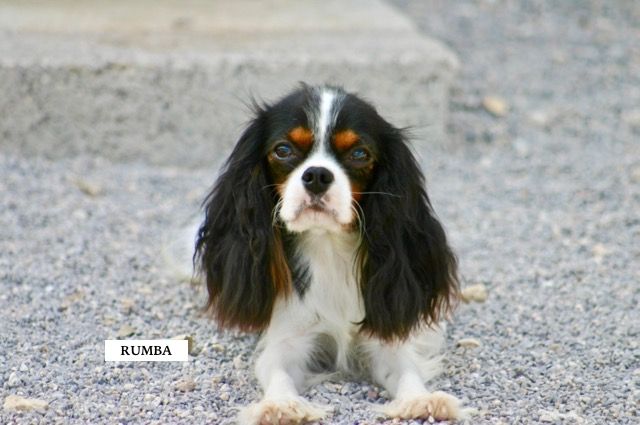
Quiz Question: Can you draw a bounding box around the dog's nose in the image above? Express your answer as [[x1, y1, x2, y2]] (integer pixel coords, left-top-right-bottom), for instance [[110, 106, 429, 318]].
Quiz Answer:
[[301, 166, 334, 195]]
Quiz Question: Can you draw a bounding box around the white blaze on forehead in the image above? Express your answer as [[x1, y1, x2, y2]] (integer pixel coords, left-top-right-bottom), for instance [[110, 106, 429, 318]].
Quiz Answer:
[[313, 88, 340, 153]]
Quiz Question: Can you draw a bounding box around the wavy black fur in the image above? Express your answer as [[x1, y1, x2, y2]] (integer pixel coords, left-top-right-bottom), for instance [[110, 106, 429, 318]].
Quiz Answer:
[[194, 106, 291, 332], [356, 124, 459, 341]]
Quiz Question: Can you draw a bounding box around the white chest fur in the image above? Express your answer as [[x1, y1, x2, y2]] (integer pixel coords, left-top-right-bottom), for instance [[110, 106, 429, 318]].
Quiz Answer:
[[264, 230, 364, 372], [299, 231, 364, 370], [299, 231, 364, 326]]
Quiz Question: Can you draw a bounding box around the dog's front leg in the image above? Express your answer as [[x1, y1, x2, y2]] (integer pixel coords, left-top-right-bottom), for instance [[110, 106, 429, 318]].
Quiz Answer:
[[238, 310, 331, 425], [363, 335, 464, 422]]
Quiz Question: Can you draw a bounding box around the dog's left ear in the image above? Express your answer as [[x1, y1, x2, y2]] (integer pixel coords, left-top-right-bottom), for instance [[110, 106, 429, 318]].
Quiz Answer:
[[357, 126, 459, 341]]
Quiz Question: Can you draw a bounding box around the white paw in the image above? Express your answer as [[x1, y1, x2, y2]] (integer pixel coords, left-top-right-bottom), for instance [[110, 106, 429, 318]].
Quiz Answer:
[[238, 397, 331, 425], [381, 391, 463, 421]]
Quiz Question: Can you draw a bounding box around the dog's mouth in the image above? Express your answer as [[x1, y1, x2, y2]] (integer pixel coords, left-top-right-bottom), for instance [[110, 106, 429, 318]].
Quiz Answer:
[[307, 204, 326, 213], [281, 197, 351, 233], [294, 199, 337, 219]]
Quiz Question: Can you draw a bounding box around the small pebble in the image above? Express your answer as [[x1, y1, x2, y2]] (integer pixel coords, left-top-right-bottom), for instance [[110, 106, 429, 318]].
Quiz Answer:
[[460, 284, 488, 303], [539, 413, 554, 422], [117, 325, 136, 338], [175, 378, 196, 392], [59, 290, 85, 311], [528, 110, 553, 128], [210, 343, 225, 352], [592, 243, 610, 260], [4, 395, 49, 412], [482, 96, 508, 117], [457, 338, 482, 349], [172, 334, 196, 354], [6, 372, 20, 388], [74, 178, 103, 197], [121, 298, 135, 315], [233, 354, 245, 369]]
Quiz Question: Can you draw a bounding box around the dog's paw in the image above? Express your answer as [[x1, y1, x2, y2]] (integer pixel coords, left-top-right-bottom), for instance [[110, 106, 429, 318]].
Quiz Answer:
[[238, 397, 331, 425], [381, 391, 463, 422]]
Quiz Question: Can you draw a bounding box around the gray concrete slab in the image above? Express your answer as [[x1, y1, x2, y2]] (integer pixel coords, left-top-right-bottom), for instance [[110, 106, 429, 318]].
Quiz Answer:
[[0, 0, 458, 167]]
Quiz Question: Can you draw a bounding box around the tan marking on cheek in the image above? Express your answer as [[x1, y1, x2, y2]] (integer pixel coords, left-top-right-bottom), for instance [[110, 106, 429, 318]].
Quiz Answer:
[[288, 126, 314, 150], [333, 129, 359, 151], [351, 182, 364, 202], [350, 163, 375, 203]]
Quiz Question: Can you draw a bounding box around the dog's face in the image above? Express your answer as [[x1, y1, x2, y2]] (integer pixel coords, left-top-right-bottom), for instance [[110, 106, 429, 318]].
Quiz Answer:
[[264, 88, 379, 233]]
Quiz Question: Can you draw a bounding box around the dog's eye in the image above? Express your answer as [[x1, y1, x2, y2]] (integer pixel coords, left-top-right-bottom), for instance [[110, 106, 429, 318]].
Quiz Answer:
[[350, 148, 370, 161], [274, 144, 293, 159]]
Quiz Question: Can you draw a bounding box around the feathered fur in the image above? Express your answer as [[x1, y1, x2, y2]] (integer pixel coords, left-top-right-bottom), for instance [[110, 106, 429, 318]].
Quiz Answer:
[[195, 109, 292, 332], [356, 123, 459, 341]]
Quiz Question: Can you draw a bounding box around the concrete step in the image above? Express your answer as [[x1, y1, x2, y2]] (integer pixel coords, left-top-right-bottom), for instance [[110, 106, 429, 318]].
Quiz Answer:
[[0, 0, 458, 168]]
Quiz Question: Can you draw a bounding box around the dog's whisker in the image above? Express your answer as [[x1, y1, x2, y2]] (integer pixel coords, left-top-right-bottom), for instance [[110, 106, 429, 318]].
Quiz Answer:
[[261, 183, 281, 190], [351, 201, 367, 243], [272, 198, 284, 226], [352, 191, 401, 198]]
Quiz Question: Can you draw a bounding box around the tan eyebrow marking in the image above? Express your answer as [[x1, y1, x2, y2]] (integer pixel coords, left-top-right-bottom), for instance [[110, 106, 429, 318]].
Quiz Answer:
[[287, 126, 314, 149], [333, 129, 359, 151]]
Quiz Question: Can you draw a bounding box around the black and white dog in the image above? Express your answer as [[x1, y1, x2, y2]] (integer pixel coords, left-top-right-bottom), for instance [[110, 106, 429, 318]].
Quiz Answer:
[[195, 84, 463, 424]]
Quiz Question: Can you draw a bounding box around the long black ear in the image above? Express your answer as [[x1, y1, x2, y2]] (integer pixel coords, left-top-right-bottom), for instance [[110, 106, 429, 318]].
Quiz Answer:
[[357, 126, 459, 341], [195, 108, 291, 332]]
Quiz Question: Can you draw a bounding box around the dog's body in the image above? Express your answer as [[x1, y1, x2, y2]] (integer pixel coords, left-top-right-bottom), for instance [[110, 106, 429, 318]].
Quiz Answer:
[[195, 85, 463, 423], [243, 231, 457, 424]]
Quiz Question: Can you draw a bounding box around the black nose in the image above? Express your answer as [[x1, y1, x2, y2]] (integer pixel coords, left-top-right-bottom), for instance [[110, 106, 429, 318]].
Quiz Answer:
[[301, 167, 334, 195]]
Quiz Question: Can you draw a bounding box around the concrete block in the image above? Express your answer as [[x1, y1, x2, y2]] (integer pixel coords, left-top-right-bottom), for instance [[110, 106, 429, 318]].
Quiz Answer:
[[0, 0, 458, 167]]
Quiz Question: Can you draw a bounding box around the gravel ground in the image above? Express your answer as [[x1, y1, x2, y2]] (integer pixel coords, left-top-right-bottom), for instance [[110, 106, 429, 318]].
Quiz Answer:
[[2, 0, 639, 424], [390, 0, 640, 423]]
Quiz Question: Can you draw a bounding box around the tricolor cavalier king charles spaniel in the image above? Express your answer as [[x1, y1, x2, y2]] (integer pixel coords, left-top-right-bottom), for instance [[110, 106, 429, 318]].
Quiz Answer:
[[195, 84, 464, 424]]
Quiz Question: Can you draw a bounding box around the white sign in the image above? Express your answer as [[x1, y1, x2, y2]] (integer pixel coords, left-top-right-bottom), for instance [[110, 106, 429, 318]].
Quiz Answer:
[[105, 340, 188, 362]]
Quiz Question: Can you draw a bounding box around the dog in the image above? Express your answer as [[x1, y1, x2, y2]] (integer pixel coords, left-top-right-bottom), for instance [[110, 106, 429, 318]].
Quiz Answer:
[[194, 84, 463, 424]]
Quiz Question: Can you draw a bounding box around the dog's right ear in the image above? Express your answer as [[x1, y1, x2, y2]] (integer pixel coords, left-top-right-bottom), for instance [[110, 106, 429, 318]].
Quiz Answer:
[[195, 107, 292, 332]]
